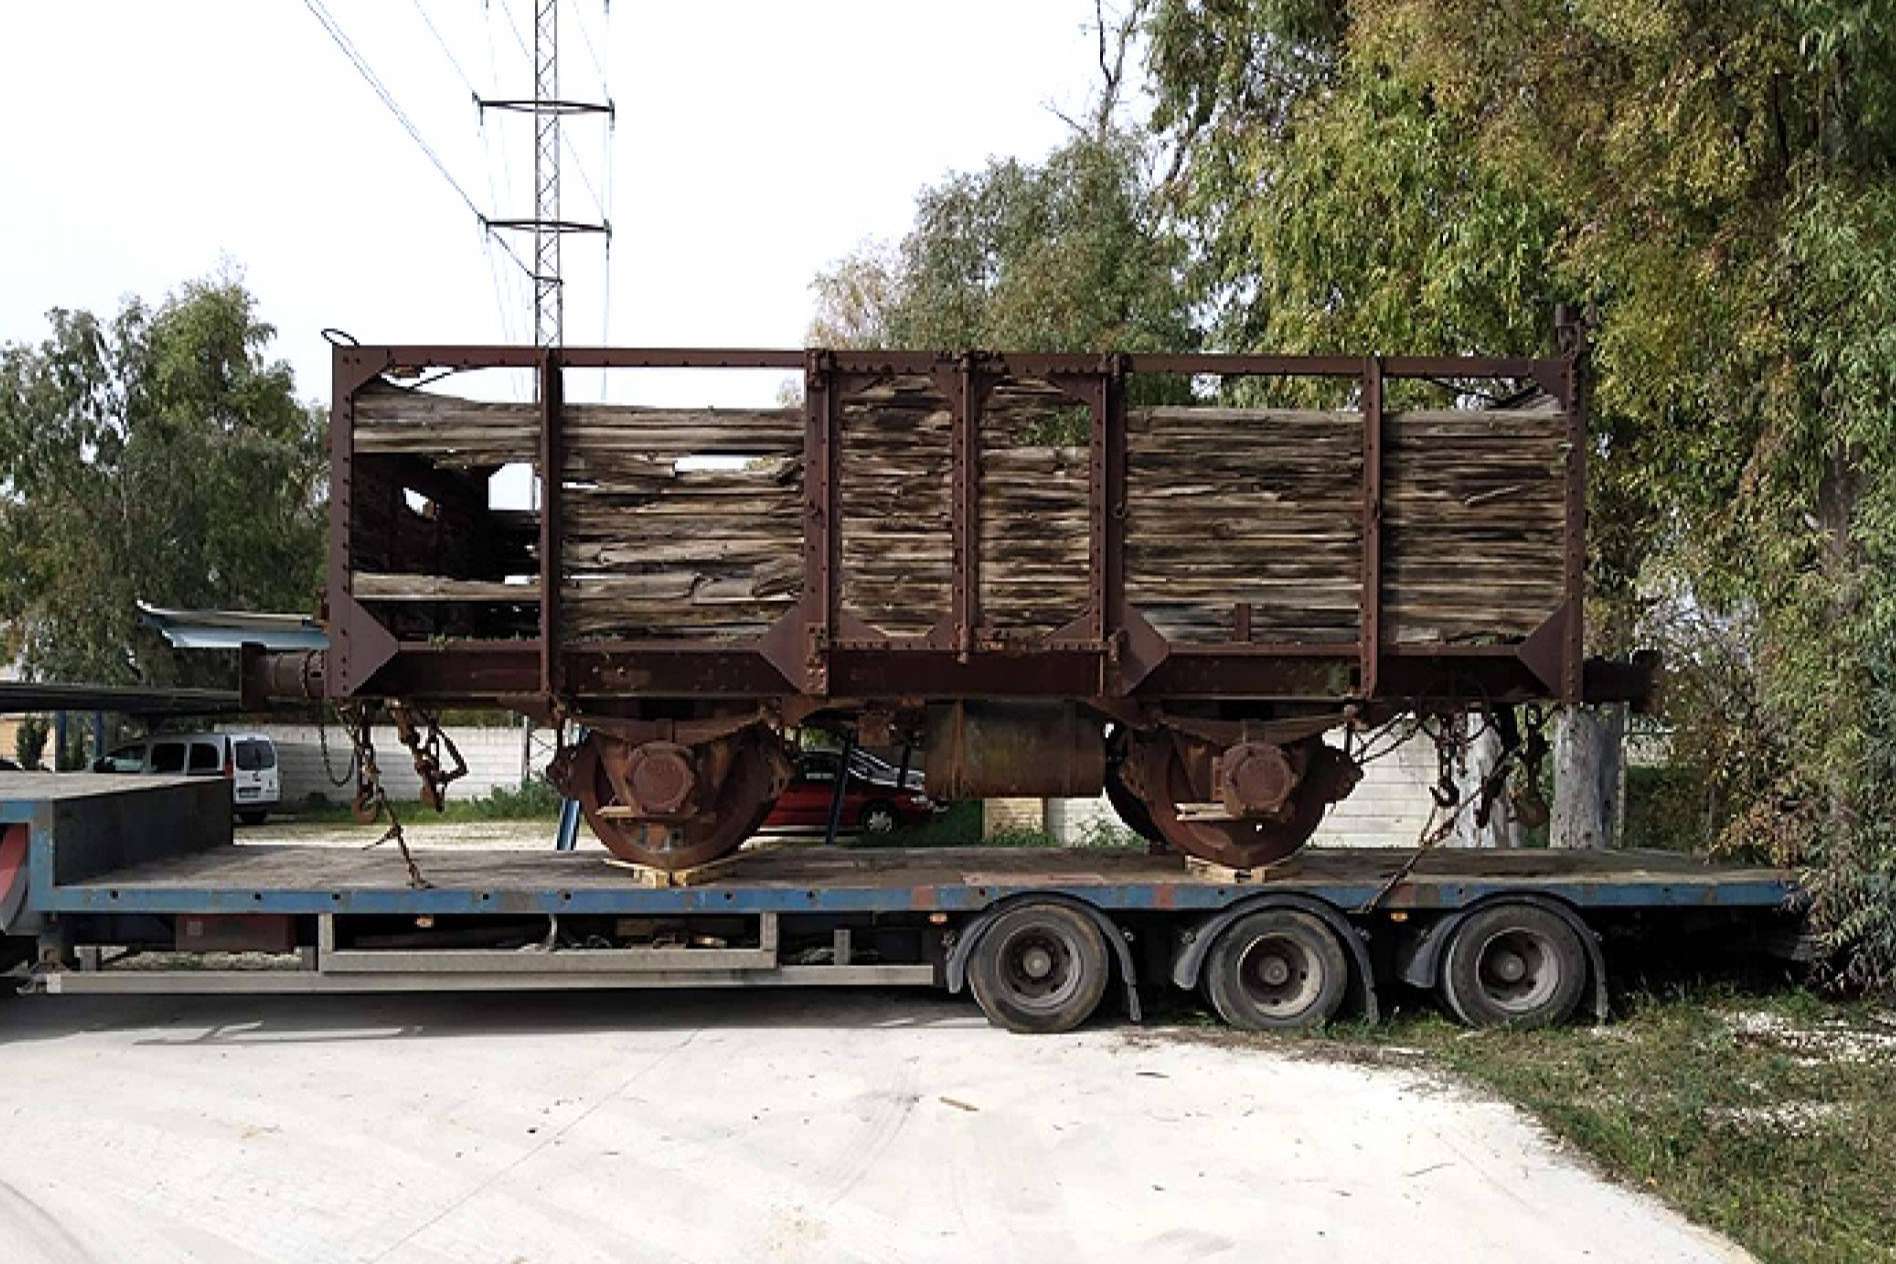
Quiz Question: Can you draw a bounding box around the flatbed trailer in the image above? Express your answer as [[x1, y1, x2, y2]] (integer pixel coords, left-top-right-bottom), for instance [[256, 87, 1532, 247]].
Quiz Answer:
[[2, 775, 1799, 1033]]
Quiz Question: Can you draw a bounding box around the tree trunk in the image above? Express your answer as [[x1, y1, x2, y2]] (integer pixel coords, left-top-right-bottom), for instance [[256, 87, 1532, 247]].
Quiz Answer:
[[1551, 704, 1626, 850], [1451, 717, 1518, 847]]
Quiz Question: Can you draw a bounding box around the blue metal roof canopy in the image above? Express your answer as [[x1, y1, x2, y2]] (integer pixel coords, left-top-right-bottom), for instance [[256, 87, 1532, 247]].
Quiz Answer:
[[136, 603, 329, 653]]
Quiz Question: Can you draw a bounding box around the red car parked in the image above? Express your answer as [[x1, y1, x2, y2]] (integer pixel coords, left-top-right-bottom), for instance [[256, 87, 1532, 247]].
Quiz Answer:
[[761, 749, 941, 836]]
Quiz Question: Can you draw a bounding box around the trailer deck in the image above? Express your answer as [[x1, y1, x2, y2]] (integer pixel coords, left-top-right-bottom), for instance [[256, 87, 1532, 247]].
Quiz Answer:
[[35, 840, 1793, 918], [3, 775, 1801, 1029]]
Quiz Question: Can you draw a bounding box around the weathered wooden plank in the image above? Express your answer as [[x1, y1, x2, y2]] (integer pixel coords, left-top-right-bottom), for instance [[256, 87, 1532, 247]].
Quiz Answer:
[[360, 378, 1575, 649], [354, 573, 540, 601]]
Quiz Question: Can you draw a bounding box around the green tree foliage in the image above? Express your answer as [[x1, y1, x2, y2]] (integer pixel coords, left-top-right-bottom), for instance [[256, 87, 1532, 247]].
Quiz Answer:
[[13, 714, 46, 770], [1147, 0, 1896, 982], [812, 130, 1196, 359], [0, 277, 326, 690]]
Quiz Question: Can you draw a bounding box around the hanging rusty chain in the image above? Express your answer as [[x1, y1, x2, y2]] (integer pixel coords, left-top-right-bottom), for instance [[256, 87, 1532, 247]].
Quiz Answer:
[[389, 702, 466, 811], [1431, 719, 1462, 809], [1357, 705, 1552, 913], [314, 706, 358, 789], [1514, 704, 1552, 827], [335, 702, 432, 890]]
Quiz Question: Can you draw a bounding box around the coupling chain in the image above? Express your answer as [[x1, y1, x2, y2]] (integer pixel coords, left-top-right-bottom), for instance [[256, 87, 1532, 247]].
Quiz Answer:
[[390, 703, 466, 811], [336, 702, 431, 890]]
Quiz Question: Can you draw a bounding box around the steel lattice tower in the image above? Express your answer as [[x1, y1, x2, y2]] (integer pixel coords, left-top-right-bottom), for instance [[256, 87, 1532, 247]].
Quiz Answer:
[[481, 0, 611, 352], [531, 0, 562, 348]]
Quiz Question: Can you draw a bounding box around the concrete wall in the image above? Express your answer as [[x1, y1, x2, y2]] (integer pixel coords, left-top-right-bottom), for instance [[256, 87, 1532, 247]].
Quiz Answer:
[[218, 723, 536, 805], [1310, 734, 1439, 847], [982, 797, 1047, 838]]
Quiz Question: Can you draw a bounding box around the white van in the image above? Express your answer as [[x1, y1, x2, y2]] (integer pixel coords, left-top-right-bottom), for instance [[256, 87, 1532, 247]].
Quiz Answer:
[[94, 731, 281, 825]]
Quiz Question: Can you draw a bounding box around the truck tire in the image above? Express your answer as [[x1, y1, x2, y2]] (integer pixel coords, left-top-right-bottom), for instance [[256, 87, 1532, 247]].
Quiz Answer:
[[237, 810, 269, 827], [1203, 908, 1348, 1031], [968, 902, 1110, 1034], [1439, 903, 1587, 1028]]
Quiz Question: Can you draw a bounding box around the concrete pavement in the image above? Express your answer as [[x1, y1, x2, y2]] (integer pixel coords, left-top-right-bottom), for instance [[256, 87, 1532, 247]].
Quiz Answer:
[[0, 989, 1749, 1263]]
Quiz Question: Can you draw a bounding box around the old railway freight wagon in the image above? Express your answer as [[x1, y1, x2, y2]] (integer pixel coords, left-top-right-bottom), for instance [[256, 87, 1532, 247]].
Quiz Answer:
[[5, 315, 1803, 1036], [251, 312, 1649, 873]]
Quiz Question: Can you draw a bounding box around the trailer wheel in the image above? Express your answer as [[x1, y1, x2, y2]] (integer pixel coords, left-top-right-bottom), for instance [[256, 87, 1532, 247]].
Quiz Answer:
[[1203, 908, 1349, 1031], [1439, 903, 1588, 1029], [968, 902, 1111, 1034]]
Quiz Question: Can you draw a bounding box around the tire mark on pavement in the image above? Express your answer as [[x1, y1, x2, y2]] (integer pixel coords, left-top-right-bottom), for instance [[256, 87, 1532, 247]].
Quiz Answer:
[[0, 1177, 100, 1264], [821, 1056, 920, 1208], [367, 1026, 705, 1262]]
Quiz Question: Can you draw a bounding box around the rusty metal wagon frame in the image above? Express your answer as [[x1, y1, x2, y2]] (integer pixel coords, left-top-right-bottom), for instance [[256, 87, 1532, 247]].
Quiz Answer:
[[308, 342, 1612, 713], [250, 318, 1650, 873]]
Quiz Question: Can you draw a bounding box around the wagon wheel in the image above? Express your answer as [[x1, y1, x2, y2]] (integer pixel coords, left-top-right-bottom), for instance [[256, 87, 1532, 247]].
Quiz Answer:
[[1125, 734, 1332, 870], [1103, 727, 1163, 846], [571, 730, 783, 871]]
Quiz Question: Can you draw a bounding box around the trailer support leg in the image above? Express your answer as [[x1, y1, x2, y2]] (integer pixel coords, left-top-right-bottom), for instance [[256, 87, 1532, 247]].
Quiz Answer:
[[554, 796, 582, 852], [823, 734, 855, 847]]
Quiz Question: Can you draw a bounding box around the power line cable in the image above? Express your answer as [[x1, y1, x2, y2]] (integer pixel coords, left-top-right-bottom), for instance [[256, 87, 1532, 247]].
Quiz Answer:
[[410, 0, 481, 103], [303, 0, 533, 280], [410, 0, 519, 349], [493, 0, 532, 61], [569, 1, 611, 97], [481, 0, 518, 215], [599, 1, 615, 376]]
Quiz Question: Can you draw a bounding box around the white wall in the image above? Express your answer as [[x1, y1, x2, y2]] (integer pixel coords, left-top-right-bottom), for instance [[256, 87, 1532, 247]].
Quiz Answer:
[[1044, 735, 1440, 849], [1310, 734, 1439, 847], [221, 723, 536, 805], [240, 720, 1443, 844]]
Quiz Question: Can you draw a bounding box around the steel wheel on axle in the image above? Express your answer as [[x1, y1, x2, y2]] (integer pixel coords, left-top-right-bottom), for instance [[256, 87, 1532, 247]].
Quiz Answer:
[[1127, 735, 1333, 870], [1103, 728, 1163, 846], [570, 730, 783, 871]]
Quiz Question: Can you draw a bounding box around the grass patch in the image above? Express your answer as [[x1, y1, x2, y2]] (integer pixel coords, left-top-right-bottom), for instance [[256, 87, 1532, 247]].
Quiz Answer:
[[287, 778, 563, 825], [879, 800, 983, 846], [1155, 987, 1896, 1264], [877, 803, 1144, 849]]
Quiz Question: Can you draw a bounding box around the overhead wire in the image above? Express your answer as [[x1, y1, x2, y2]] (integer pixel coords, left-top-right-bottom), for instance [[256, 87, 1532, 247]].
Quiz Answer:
[[409, 0, 481, 104], [406, 0, 520, 353], [570, 1, 611, 94], [301, 0, 535, 283], [599, 0, 615, 386]]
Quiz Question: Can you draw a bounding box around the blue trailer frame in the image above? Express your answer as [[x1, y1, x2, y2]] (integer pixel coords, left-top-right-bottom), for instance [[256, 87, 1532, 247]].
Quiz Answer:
[[2, 775, 1802, 1029]]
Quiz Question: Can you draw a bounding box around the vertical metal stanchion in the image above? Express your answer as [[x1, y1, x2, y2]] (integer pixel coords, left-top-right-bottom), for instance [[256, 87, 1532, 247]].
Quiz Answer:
[[823, 734, 856, 847]]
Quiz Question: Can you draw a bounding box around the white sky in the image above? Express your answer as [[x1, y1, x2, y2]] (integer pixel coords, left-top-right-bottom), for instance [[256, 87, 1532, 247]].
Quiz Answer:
[[0, 1, 1113, 409]]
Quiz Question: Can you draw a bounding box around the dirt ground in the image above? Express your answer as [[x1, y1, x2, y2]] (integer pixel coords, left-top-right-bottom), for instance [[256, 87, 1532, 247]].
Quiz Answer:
[[0, 987, 1749, 1264]]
